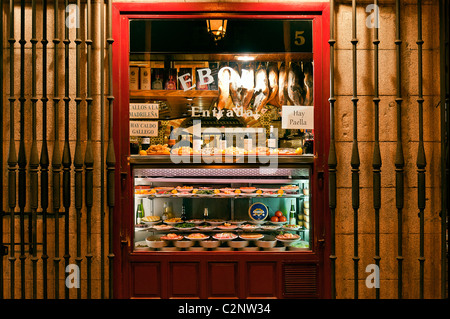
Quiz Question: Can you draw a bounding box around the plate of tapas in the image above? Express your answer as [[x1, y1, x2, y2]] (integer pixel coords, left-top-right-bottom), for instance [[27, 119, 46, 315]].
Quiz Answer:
[[275, 233, 301, 242], [261, 225, 282, 230], [164, 217, 183, 225], [174, 223, 196, 230], [227, 220, 247, 225], [219, 188, 235, 193], [195, 189, 215, 197], [283, 224, 300, 231], [205, 219, 226, 225], [195, 224, 216, 230], [213, 232, 238, 241], [217, 223, 238, 230], [160, 233, 184, 241], [240, 223, 260, 230], [152, 224, 173, 231], [280, 185, 299, 193], [141, 215, 161, 225], [239, 187, 257, 193], [185, 219, 204, 225], [239, 233, 264, 241], [176, 186, 194, 192], [185, 233, 209, 241]]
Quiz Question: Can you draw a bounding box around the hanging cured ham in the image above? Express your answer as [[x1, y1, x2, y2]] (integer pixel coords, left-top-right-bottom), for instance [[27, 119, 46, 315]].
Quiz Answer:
[[217, 66, 231, 110], [287, 61, 305, 106], [229, 65, 243, 108], [253, 64, 270, 113], [303, 61, 313, 106], [240, 63, 255, 110], [267, 62, 279, 107], [278, 62, 288, 106]]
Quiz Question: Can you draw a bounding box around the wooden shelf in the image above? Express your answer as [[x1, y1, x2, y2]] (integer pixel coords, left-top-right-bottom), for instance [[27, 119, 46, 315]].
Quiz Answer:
[[130, 89, 218, 100]]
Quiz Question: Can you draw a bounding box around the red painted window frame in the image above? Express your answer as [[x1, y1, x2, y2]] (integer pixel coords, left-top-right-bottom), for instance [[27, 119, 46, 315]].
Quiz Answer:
[[111, 2, 330, 299]]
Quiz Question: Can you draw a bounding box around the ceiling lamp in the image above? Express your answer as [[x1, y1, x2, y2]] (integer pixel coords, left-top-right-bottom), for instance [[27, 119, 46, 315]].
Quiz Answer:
[[206, 19, 227, 42]]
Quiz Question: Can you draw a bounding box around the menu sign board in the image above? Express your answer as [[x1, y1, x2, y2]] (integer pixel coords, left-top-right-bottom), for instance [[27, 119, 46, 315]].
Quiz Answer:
[[130, 121, 158, 136], [129, 103, 159, 119], [281, 106, 314, 129]]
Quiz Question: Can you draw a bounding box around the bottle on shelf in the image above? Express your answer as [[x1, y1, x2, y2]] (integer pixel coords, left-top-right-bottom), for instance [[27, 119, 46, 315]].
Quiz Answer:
[[243, 129, 252, 152], [136, 199, 144, 225], [162, 202, 169, 221], [141, 137, 150, 151], [203, 207, 209, 221], [130, 136, 140, 155], [152, 71, 163, 90], [193, 133, 202, 153], [220, 127, 227, 150], [181, 204, 187, 221], [303, 130, 314, 154], [267, 125, 277, 150], [168, 126, 176, 148], [289, 200, 296, 225]]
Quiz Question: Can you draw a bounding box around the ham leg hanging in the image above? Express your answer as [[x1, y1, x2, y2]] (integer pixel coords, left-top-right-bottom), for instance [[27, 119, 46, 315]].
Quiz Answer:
[[253, 63, 270, 113], [303, 61, 313, 106], [287, 61, 305, 106], [229, 65, 243, 108], [267, 62, 279, 107], [240, 63, 255, 110], [217, 66, 231, 110], [278, 62, 288, 106]]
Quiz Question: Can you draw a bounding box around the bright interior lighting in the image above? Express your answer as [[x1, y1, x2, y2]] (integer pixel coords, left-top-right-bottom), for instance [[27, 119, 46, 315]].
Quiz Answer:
[[236, 56, 255, 61]]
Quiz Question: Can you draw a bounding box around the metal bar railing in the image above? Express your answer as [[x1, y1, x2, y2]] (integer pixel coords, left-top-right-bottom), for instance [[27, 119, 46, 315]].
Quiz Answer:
[[0, 0, 3, 300], [62, 0, 72, 300], [40, 0, 50, 300], [7, 0, 17, 300], [350, 0, 360, 300], [439, 0, 449, 300], [416, 0, 427, 300], [372, 0, 382, 300], [328, 0, 337, 300], [100, 0, 106, 299], [106, 0, 116, 299], [52, 0, 62, 300], [85, 0, 94, 299], [394, 0, 405, 300], [74, 0, 84, 301], [30, 0, 40, 299], [18, 0, 27, 299]]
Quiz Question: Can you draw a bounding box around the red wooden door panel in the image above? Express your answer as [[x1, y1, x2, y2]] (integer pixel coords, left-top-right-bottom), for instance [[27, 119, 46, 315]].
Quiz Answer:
[[246, 262, 277, 298], [207, 262, 239, 298], [169, 262, 201, 298], [131, 262, 161, 298]]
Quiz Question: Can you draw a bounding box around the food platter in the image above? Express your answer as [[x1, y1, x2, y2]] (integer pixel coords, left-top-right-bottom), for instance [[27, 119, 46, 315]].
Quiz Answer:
[[239, 187, 257, 193], [283, 225, 300, 231], [239, 233, 264, 240], [152, 224, 173, 231], [213, 232, 238, 241], [227, 220, 246, 225], [270, 221, 288, 225], [217, 225, 238, 230], [240, 223, 260, 229], [185, 233, 209, 241], [185, 219, 204, 225], [261, 225, 282, 230], [160, 233, 184, 241], [195, 224, 216, 230], [275, 233, 301, 242], [205, 219, 226, 225]]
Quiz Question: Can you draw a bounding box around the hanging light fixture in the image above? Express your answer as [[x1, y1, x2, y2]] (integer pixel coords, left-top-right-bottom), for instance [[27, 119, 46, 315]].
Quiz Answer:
[[206, 19, 227, 42]]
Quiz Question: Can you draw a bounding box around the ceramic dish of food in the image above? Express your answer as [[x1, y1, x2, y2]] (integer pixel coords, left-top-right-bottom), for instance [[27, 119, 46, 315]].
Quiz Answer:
[[185, 219, 205, 225], [219, 188, 235, 193], [248, 220, 266, 225], [283, 224, 300, 231], [175, 186, 194, 192], [200, 240, 221, 249], [239, 187, 256, 193], [241, 192, 258, 197], [280, 185, 299, 193], [217, 223, 238, 230], [218, 192, 236, 197], [135, 224, 152, 231], [227, 220, 246, 225], [195, 224, 216, 230], [152, 224, 173, 231], [261, 225, 282, 230], [240, 223, 260, 229], [275, 233, 301, 242], [160, 233, 184, 241], [228, 239, 249, 249], [174, 222, 196, 230], [164, 218, 184, 225], [239, 233, 264, 241], [255, 240, 277, 249], [145, 237, 167, 249], [135, 241, 150, 251], [213, 232, 238, 241], [141, 215, 161, 225], [174, 240, 194, 249], [270, 221, 288, 225], [262, 192, 280, 197], [185, 233, 209, 240], [205, 219, 226, 225]]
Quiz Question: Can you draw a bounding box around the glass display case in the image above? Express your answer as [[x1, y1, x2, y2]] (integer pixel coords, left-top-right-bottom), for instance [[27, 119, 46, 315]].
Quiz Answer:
[[133, 167, 312, 252]]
